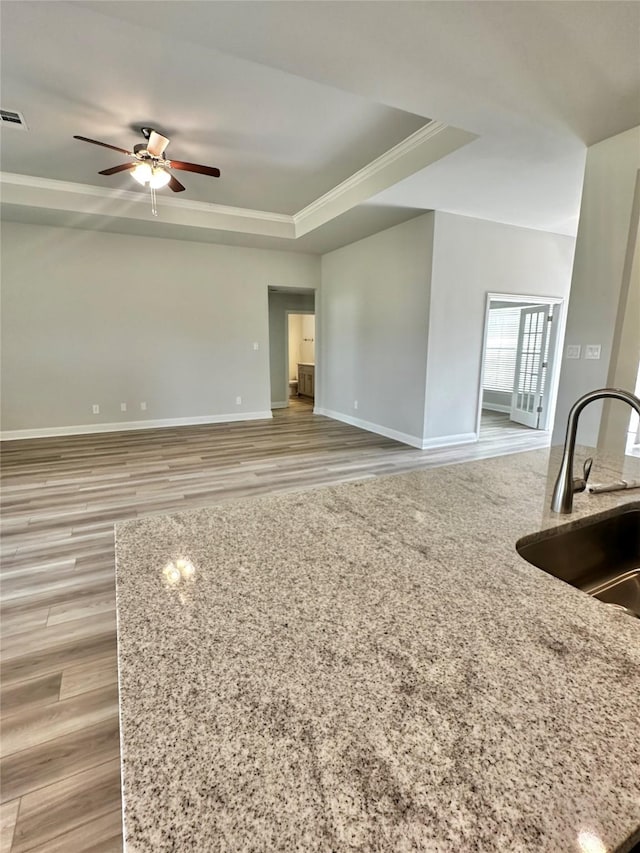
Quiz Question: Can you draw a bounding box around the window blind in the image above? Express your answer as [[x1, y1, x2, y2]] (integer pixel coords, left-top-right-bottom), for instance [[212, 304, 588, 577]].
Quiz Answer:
[[483, 307, 521, 393]]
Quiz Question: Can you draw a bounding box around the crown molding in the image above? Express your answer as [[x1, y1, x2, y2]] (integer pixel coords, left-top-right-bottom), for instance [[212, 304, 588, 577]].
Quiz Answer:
[[0, 120, 477, 241], [0, 172, 292, 224], [293, 121, 478, 236], [294, 121, 444, 226]]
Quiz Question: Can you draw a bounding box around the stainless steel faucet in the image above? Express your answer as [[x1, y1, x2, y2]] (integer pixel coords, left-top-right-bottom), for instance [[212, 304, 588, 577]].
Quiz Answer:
[[551, 387, 640, 513]]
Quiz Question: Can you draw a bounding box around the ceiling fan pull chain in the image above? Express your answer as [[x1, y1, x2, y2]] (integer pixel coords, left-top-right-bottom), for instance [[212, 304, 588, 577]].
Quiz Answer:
[[150, 185, 158, 217]]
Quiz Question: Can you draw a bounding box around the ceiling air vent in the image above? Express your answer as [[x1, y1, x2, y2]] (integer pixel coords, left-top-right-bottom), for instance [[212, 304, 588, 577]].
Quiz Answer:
[[0, 110, 28, 130]]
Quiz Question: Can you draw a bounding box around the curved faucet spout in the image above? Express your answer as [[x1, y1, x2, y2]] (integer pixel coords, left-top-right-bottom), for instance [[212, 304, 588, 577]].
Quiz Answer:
[[550, 388, 640, 513]]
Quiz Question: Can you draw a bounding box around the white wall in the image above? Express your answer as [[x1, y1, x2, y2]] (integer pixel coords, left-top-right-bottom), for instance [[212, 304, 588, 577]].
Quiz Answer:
[[553, 126, 640, 448], [268, 292, 315, 407], [425, 213, 575, 441], [600, 174, 639, 454], [288, 314, 303, 381], [319, 213, 434, 446], [1, 221, 320, 435], [601, 194, 639, 454], [300, 315, 316, 364]]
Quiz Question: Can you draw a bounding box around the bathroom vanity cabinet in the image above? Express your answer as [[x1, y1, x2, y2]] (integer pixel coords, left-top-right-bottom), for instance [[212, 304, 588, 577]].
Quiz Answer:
[[298, 363, 315, 399]]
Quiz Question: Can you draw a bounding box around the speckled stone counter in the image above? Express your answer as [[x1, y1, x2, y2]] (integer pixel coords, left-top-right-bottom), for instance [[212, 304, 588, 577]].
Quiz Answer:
[[115, 447, 640, 853]]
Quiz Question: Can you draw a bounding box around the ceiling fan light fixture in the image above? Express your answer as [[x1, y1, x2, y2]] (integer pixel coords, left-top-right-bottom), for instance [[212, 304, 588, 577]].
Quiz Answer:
[[131, 162, 152, 185], [149, 167, 171, 189], [74, 129, 219, 201]]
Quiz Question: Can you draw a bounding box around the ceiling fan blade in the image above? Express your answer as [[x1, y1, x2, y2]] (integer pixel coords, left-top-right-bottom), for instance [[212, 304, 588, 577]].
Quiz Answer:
[[168, 160, 221, 178], [98, 163, 136, 176], [73, 135, 132, 155], [168, 174, 186, 192], [147, 130, 170, 157]]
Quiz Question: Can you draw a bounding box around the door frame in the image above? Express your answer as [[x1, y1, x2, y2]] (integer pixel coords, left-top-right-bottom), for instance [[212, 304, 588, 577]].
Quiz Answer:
[[476, 292, 566, 437], [284, 309, 315, 407]]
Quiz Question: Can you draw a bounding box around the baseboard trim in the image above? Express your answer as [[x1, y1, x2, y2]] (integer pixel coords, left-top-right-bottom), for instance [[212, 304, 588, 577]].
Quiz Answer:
[[315, 408, 478, 450], [420, 432, 478, 449], [482, 403, 511, 414], [270, 401, 288, 409], [0, 411, 274, 441], [314, 407, 425, 449]]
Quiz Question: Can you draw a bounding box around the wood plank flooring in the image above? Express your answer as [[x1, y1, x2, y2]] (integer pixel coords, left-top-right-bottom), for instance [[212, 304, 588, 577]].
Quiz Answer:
[[1, 401, 549, 852]]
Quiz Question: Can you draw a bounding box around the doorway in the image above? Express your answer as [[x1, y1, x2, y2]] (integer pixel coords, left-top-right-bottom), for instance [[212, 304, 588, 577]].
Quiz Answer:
[[477, 294, 564, 438], [287, 313, 315, 403], [267, 287, 316, 412]]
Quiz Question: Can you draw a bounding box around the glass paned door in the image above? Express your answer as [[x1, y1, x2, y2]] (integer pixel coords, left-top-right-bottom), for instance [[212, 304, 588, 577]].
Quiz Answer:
[[510, 305, 552, 428]]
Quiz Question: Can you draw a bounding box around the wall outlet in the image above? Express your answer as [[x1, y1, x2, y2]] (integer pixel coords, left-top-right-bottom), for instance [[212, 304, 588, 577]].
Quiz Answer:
[[140, 401, 147, 411], [236, 396, 242, 405], [92, 404, 100, 415], [120, 402, 127, 413], [585, 344, 601, 360], [354, 400, 358, 410], [566, 344, 581, 359], [253, 342, 259, 351]]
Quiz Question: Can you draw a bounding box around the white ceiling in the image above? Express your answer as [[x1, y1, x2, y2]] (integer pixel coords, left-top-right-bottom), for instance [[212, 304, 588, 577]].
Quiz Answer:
[[1, 1, 639, 251], [0, 1, 429, 213]]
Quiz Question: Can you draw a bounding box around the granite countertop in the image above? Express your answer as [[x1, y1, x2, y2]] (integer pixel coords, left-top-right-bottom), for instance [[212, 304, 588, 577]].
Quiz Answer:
[[114, 447, 640, 853]]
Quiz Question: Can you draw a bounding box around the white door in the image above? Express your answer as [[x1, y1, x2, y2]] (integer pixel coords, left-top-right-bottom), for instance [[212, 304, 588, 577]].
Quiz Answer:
[[510, 305, 552, 428], [537, 304, 562, 430]]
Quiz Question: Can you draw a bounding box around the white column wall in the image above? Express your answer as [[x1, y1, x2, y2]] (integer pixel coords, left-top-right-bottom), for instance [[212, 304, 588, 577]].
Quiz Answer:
[[318, 214, 434, 447], [553, 126, 640, 448]]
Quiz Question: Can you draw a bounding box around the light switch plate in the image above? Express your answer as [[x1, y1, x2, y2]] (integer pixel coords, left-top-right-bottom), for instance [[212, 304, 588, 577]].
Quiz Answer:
[[566, 345, 581, 359], [585, 344, 601, 360]]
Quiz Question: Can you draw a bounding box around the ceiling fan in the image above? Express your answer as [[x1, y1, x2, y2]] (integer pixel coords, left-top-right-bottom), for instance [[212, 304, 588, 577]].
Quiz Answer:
[[73, 127, 220, 212]]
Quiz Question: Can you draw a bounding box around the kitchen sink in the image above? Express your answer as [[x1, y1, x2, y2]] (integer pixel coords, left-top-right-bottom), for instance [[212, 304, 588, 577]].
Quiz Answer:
[[587, 570, 640, 616], [516, 502, 640, 617]]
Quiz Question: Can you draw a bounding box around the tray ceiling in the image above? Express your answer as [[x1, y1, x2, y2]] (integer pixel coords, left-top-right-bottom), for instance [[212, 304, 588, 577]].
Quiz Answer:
[[2, 1, 639, 251]]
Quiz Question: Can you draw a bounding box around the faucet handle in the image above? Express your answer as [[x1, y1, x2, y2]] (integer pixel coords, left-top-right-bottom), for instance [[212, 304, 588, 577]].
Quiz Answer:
[[573, 457, 593, 493]]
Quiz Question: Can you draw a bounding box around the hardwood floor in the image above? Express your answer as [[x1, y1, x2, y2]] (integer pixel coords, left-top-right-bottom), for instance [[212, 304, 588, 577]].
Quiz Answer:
[[478, 407, 543, 438], [1, 401, 549, 852]]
